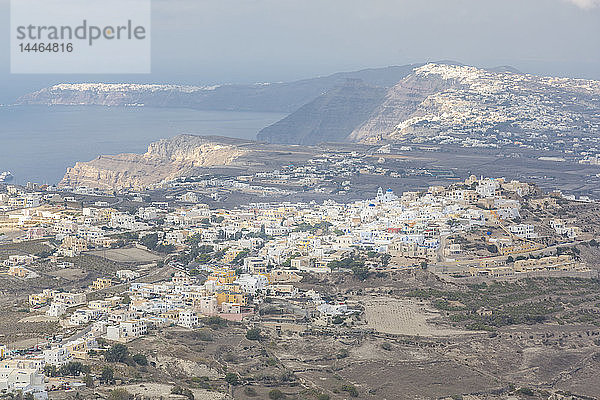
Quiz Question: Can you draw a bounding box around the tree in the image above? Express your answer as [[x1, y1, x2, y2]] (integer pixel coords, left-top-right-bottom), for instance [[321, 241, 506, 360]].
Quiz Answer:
[[105, 344, 129, 363], [132, 353, 148, 366], [44, 365, 58, 377], [232, 249, 250, 265], [59, 361, 88, 376], [352, 264, 369, 280], [101, 366, 114, 383], [225, 372, 239, 386], [341, 384, 358, 397], [171, 386, 194, 399], [107, 388, 132, 400], [140, 233, 159, 250], [516, 387, 534, 396], [84, 373, 94, 388], [381, 253, 392, 267], [245, 328, 261, 341], [268, 389, 285, 399]]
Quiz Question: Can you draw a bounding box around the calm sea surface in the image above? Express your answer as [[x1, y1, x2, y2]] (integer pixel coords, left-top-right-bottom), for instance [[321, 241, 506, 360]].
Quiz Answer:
[[0, 105, 285, 185]]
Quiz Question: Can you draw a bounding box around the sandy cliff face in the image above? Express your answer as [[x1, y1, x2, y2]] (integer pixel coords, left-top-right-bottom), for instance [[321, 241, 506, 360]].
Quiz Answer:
[[60, 135, 248, 189]]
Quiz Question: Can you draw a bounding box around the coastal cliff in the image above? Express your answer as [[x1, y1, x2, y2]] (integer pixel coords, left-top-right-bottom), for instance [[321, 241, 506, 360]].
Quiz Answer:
[[60, 135, 249, 190]]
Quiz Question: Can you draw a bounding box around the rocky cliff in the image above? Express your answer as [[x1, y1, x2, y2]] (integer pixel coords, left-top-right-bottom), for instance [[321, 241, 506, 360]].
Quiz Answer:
[[258, 63, 600, 145], [350, 63, 600, 143], [59, 135, 319, 189], [257, 79, 388, 145], [60, 135, 250, 190]]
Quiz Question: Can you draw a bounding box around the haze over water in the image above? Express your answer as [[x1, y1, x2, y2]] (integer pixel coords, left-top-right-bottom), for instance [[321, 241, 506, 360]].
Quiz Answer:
[[0, 105, 285, 185]]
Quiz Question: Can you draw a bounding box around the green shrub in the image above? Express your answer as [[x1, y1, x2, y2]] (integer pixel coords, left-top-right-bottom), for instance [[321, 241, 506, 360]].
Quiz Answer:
[[195, 328, 214, 341], [104, 344, 129, 363], [225, 372, 239, 386], [341, 384, 358, 397], [246, 328, 261, 341], [132, 353, 148, 366], [107, 388, 133, 400], [380, 342, 392, 351], [268, 389, 285, 399], [516, 387, 534, 396], [336, 349, 349, 359]]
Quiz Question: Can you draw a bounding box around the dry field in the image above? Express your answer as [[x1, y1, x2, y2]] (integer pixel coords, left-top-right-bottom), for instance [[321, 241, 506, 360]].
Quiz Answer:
[[361, 297, 469, 337], [121, 383, 228, 400], [86, 247, 162, 263]]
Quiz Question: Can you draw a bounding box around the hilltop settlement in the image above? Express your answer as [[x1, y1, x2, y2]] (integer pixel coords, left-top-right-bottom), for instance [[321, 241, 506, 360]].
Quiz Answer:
[[2, 168, 600, 400]]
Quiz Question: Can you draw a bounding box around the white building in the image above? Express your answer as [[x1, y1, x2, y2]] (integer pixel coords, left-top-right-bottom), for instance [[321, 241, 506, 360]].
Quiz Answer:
[[178, 310, 199, 328], [317, 303, 349, 316], [510, 224, 537, 239], [116, 269, 140, 281], [235, 274, 268, 295], [0, 359, 47, 399], [43, 346, 71, 366], [196, 297, 218, 316], [106, 320, 147, 342], [46, 302, 67, 317]]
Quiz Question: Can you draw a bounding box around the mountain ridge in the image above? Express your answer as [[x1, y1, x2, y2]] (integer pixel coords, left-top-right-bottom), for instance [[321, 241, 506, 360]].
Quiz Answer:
[[16, 63, 425, 113]]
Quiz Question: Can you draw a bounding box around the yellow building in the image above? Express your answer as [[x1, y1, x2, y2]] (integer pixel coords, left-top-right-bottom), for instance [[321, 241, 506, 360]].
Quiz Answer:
[[8, 265, 31, 278], [207, 268, 237, 284], [91, 278, 113, 290], [513, 255, 586, 273], [500, 242, 543, 255], [160, 309, 180, 322], [29, 289, 56, 306], [216, 292, 246, 306], [60, 236, 88, 255]]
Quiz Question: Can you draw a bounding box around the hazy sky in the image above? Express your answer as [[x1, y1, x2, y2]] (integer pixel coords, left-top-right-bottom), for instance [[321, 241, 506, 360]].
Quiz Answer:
[[1, 0, 599, 102]]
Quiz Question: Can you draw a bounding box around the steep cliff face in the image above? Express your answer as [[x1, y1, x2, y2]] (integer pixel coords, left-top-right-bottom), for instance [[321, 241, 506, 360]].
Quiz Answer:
[[348, 72, 457, 143], [59, 135, 249, 189], [257, 79, 388, 145], [350, 63, 600, 143]]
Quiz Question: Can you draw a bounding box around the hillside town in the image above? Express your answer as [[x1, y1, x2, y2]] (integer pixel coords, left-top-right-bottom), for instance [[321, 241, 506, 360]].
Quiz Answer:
[[1, 173, 600, 399]]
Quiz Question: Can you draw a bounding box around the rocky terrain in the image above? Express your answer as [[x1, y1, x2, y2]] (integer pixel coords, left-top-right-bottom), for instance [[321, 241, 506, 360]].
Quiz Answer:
[[261, 63, 600, 145], [59, 135, 315, 190], [350, 63, 600, 144], [257, 79, 388, 144], [60, 135, 250, 190]]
